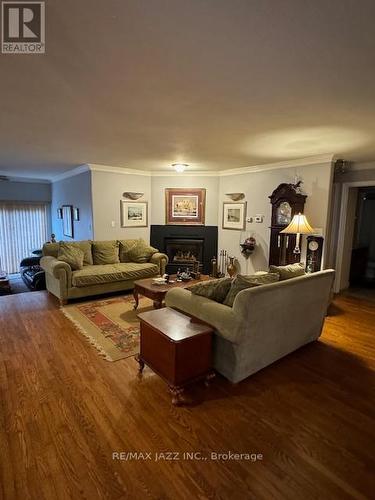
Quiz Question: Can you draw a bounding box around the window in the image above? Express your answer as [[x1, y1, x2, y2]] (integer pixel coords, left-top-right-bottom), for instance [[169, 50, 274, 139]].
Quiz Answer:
[[0, 202, 48, 274]]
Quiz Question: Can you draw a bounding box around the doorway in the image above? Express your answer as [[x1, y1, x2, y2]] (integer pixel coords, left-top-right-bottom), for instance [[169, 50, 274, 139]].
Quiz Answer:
[[349, 187, 375, 290], [335, 180, 375, 294]]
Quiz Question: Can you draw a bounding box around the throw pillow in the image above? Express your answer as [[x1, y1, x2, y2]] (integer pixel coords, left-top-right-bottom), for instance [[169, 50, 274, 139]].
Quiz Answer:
[[269, 262, 305, 281], [57, 242, 84, 270], [92, 241, 120, 265], [118, 239, 138, 263], [223, 273, 279, 307], [127, 239, 159, 263], [187, 277, 233, 303], [69, 240, 93, 266]]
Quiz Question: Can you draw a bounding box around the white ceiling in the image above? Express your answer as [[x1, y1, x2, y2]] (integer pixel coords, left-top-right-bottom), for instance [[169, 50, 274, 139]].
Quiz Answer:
[[0, 0, 375, 179]]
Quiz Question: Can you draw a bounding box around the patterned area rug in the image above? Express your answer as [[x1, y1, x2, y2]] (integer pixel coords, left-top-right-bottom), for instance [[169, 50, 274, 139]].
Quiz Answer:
[[61, 295, 153, 361]]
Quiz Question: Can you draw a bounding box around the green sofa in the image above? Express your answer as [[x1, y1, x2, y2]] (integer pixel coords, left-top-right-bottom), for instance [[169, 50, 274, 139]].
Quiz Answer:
[[165, 270, 335, 383], [40, 239, 168, 304]]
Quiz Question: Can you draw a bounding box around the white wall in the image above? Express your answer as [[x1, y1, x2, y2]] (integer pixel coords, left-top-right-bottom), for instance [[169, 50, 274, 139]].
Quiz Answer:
[[0, 180, 51, 203], [218, 161, 334, 274], [51, 171, 94, 241], [91, 170, 151, 240], [86, 160, 335, 275], [151, 175, 219, 226]]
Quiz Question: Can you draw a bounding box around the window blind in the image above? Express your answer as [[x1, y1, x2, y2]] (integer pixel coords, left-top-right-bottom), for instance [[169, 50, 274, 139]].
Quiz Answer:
[[0, 202, 48, 274]]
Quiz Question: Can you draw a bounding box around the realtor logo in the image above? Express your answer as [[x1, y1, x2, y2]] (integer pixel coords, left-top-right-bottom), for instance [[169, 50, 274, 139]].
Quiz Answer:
[[1, 1, 45, 54]]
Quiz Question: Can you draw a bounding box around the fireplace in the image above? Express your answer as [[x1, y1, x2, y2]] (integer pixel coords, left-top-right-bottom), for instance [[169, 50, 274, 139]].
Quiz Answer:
[[165, 238, 204, 271], [150, 225, 218, 275]]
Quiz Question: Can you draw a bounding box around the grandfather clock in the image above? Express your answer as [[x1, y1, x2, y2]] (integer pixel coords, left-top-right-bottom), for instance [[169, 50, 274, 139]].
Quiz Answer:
[[269, 183, 307, 266]]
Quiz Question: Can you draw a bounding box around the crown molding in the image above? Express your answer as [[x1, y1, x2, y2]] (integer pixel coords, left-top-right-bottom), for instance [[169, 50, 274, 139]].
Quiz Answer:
[[350, 160, 375, 171], [218, 154, 334, 177], [48, 154, 335, 182], [89, 164, 217, 177], [51, 164, 90, 182], [89, 163, 151, 176], [150, 170, 218, 177], [0, 173, 51, 183]]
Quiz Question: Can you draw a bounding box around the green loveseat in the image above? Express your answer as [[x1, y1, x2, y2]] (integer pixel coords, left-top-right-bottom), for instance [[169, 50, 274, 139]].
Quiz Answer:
[[40, 239, 168, 304]]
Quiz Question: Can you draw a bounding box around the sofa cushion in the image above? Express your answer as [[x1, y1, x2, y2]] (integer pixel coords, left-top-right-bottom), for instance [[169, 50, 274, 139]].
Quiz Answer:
[[118, 239, 138, 262], [57, 242, 85, 271], [223, 273, 279, 307], [44, 241, 93, 265], [92, 241, 120, 265], [71, 262, 159, 287], [43, 242, 59, 258], [269, 262, 306, 281], [187, 277, 232, 303], [127, 238, 159, 263]]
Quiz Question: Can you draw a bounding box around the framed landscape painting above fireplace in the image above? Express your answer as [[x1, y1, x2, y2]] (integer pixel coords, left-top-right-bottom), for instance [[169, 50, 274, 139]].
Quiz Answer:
[[165, 188, 206, 225]]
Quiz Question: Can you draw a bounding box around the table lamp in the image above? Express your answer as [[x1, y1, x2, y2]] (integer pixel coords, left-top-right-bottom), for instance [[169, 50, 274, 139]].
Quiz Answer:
[[280, 213, 314, 255]]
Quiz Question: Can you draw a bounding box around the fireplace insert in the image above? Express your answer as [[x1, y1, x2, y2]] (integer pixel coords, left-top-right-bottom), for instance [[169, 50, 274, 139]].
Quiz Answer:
[[165, 238, 204, 272], [150, 225, 218, 275]]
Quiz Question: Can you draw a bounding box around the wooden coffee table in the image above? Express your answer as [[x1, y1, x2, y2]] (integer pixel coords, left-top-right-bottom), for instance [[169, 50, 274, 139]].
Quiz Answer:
[[133, 274, 210, 310], [137, 307, 215, 405]]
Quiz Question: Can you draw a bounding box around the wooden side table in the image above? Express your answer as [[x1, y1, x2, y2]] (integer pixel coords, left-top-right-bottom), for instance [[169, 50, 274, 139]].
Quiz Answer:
[[137, 307, 215, 405]]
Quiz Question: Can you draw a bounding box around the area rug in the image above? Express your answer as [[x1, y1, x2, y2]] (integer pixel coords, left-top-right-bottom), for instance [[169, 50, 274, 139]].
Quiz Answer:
[[61, 295, 153, 361]]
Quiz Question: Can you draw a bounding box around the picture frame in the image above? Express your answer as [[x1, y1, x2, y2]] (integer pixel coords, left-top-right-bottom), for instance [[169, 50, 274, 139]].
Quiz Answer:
[[120, 201, 148, 227], [62, 205, 74, 238], [165, 188, 206, 225], [57, 208, 63, 219], [222, 202, 247, 230], [73, 208, 80, 221]]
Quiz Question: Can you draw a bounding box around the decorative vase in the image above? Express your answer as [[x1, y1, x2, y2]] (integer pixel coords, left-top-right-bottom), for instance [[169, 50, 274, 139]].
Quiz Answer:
[[227, 257, 236, 277]]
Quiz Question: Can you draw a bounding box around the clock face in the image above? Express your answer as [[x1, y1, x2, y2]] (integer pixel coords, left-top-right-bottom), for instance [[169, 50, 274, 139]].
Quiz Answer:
[[308, 240, 319, 251], [277, 202, 292, 225]]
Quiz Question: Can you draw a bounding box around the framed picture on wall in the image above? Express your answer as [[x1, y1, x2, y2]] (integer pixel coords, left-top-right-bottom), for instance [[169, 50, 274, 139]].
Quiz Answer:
[[57, 208, 63, 219], [165, 188, 206, 225], [73, 208, 80, 221], [222, 202, 247, 230], [120, 201, 148, 227], [62, 205, 74, 238]]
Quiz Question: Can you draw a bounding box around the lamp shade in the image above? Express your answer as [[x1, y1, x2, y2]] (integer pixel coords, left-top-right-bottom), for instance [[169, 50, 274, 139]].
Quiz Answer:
[[280, 213, 314, 235]]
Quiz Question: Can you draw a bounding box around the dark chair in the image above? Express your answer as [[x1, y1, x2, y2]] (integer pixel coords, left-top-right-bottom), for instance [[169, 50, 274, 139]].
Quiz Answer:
[[20, 256, 46, 291]]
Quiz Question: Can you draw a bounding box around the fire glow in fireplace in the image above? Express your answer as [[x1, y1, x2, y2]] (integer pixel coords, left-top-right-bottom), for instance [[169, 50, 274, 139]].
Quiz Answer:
[[150, 225, 218, 275], [165, 238, 204, 269]]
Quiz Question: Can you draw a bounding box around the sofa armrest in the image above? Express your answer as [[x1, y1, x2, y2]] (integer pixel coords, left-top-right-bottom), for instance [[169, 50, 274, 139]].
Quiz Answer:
[[40, 256, 72, 302], [150, 252, 169, 275], [165, 288, 241, 343], [41, 256, 72, 279]]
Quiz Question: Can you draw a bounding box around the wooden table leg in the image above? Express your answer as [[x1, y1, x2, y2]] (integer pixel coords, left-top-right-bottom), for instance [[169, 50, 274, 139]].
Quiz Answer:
[[205, 372, 216, 387], [153, 299, 162, 309], [135, 354, 145, 374], [169, 386, 184, 406], [133, 288, 139, 310]]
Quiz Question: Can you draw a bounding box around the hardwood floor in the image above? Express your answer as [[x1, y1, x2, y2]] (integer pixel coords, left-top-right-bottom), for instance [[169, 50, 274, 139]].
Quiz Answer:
[[0, 292, 374, 499]]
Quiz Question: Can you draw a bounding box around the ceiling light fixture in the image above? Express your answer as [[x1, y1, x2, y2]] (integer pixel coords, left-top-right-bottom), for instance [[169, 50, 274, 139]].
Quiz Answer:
[[172, 163, 188, 173]]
